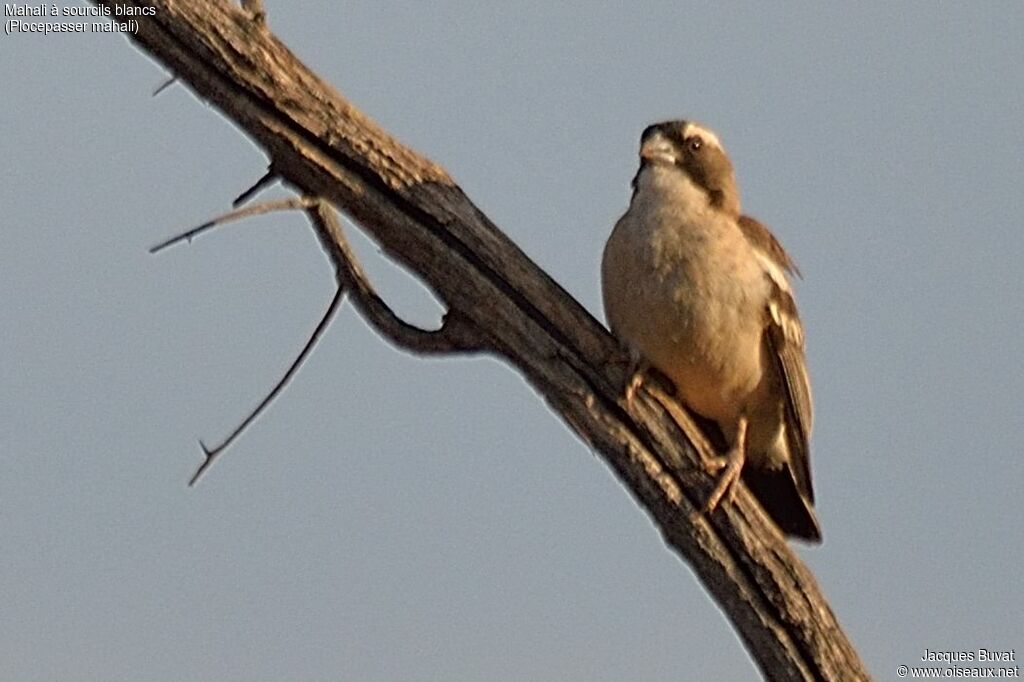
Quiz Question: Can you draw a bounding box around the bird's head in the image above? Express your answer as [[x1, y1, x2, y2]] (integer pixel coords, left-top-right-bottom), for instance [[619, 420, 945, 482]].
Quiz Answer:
[[634, 120, 740, 215]]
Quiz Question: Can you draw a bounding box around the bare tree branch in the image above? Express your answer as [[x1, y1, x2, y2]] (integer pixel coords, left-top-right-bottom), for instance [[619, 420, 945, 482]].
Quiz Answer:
[[94, 1, 871, 679], [156, 198, 482, 484], [151, 198, 330, 484], [304, 201, 489, 355]]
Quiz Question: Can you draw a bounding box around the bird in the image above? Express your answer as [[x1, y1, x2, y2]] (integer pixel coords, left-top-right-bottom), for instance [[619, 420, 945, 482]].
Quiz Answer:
[[601, 120, 821, 541]]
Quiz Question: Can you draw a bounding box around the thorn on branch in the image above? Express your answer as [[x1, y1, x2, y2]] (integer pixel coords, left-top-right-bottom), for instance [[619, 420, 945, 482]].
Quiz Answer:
[[152, 75, 177, 97]]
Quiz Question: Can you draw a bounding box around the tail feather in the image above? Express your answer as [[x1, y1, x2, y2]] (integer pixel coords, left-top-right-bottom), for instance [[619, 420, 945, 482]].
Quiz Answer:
[[742, 465, 822, 542]]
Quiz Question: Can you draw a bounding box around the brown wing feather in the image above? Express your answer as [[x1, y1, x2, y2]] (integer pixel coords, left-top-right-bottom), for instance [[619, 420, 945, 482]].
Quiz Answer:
[[739, 212, 813, 500], [766, 286, 815, 503], [739, 215, 802, 278]]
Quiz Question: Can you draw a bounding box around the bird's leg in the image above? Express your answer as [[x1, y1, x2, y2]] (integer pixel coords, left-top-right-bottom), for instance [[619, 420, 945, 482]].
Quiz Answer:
[[703, 415, 748, 513]]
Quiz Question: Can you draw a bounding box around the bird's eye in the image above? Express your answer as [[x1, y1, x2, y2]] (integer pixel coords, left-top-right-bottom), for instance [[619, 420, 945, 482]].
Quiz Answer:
[[687, 136, 703, 152]]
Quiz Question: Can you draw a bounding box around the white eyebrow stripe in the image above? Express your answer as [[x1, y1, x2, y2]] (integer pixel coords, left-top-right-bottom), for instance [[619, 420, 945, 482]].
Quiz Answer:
[[682, 122, 723, 150]]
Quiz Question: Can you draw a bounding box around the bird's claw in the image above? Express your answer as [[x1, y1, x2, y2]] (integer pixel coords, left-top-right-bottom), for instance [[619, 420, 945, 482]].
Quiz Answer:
[[616, 349, 647, 408], [624, 369, 644, 407]]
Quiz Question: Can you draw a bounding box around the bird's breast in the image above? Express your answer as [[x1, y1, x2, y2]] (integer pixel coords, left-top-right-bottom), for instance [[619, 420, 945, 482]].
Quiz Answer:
[[602, 198, 769, 423]]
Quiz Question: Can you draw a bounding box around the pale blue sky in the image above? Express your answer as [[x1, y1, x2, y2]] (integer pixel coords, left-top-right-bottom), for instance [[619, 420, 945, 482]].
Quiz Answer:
[[2, 3, 1022, 680]]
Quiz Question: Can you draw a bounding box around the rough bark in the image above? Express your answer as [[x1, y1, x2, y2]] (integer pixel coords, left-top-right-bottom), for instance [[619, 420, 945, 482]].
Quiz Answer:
[[92, 1, 871, 679]]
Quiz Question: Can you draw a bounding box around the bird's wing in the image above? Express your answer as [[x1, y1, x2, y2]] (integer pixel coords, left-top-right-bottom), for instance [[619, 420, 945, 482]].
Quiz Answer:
[[738, 215, 802, 279], [765, 285, 814, 503], [740, 214, 814, 503]]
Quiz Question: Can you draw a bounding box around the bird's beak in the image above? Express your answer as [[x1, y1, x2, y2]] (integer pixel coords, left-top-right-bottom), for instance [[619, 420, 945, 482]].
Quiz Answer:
[[640, 134, 676, 165]]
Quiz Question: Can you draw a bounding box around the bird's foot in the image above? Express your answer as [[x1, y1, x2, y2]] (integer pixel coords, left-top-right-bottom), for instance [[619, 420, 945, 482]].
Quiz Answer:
[[624, 366, 644, 406], [607, 348, 647, 408], [702, 416, 748, 513], [608, 347, 677, 409]]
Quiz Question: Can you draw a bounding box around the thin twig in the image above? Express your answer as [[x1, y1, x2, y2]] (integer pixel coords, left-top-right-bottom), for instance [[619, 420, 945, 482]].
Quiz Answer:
[[149, 195, 328, 484], [189, 286, 345, 486], [180, 197, 482, 486], [149, 197, 317, 253], [233, 168, 279, 207]]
